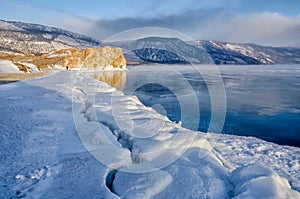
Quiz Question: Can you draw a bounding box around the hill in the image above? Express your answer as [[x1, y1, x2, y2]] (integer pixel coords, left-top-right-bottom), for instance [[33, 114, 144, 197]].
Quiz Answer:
[[0, 19, 101, 55], [1, 19, 300, 65]]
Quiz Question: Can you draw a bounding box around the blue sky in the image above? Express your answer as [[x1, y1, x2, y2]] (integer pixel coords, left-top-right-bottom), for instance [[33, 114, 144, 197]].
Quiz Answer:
[[1, 0, 300, 46]]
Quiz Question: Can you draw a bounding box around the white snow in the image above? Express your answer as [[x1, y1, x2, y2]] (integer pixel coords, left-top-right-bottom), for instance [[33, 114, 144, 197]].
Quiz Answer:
[[47, 49, 71, 58], [223, 43, 275, 64], [18, 62, 40, 73], [0, 60, 40, 73], [52, 64, 66, 70], [47, 53, 69, 58], [204, 133, 300, 193], [113, 170, 172, 198], [0, 71, 299, 198], [55, 35, 79, 46], [230, 164, 300, 198], [0, 20, 23, 31], [0, 60, 22, 73]]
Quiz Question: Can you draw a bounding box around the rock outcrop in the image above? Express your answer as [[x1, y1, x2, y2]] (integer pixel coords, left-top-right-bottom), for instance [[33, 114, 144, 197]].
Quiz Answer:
[[63, 46, 126, 69], [0, 46, 127, 72]]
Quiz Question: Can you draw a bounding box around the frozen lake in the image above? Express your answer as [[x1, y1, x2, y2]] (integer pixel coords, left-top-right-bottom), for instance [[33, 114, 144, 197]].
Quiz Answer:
[[91, 64, 300, 147]]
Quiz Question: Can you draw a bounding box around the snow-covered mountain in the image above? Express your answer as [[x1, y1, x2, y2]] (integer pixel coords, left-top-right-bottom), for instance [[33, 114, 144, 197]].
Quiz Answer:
[[197, 40, 300, 65], [1, 19, 300, 64], [108, 38, 300, 65], [109, 37, 213, 64], [0, 19, 101, 55]]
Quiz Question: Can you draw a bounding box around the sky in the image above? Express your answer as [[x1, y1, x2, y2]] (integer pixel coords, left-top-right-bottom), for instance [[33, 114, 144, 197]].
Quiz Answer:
[[1, 0, 300, 47]]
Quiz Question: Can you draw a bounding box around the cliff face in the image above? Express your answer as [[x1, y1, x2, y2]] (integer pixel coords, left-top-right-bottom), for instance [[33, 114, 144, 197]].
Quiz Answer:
[[64, 46, 126, 69], [0, 46, 126, 72]]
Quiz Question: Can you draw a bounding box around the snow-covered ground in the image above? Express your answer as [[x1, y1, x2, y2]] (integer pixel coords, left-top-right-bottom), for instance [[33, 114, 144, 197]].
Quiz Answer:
[[0, 71, 299, 199], [17, 62, 40, 73], [0, 60, 22, 73], [0, 60, 40, 73]]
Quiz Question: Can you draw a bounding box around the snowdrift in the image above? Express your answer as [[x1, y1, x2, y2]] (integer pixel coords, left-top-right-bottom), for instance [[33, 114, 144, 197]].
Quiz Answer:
[[0, 71, 299, 198]]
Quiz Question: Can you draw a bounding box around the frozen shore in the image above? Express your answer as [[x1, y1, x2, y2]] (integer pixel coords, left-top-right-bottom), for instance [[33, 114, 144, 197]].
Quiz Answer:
[[0, 71, 299, 199]]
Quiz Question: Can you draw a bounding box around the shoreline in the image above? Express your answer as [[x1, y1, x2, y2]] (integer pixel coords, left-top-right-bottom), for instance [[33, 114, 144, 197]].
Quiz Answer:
[[0, 71, 299, 197], [0, 72, 49, 84]]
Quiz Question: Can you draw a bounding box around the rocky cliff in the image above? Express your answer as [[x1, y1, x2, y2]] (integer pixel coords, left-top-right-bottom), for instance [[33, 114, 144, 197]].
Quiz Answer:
[[0, 46, 126, 72], [63, 46, 126, 69]]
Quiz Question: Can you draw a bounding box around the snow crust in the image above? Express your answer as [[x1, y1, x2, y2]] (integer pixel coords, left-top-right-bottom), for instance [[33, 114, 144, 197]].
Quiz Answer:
[[0, 71, 299, 198], [18, 62, 40, 72], [0, 60, 22, 73], [230, 164, 300, 198]]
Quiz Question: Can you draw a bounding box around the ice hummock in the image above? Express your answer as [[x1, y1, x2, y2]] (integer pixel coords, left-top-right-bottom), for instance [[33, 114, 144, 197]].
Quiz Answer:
[[0, 71, 299, 198]]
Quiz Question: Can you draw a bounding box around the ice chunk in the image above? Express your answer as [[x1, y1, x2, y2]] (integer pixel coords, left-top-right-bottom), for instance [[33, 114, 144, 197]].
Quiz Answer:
[[230, 164, 300, 199], [113, 169, 172, 199]]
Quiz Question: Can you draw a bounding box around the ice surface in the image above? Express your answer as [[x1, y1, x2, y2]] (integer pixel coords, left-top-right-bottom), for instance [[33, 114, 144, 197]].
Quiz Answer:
[[0, 71, 299, 198], [125, 64, 300, 147]]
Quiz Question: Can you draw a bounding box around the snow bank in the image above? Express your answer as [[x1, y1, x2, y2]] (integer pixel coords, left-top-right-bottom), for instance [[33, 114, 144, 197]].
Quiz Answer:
[[113, 170, 172, 198], [230, 164, 300, 199], [0, 60, 22, 73], [205, 133, 300, 192], [0, 71, 299, 198], [18, 62, 40, 72], [0, 72, 119, 198], [0, 60, 40, 73], [71, 72, 299, 198]]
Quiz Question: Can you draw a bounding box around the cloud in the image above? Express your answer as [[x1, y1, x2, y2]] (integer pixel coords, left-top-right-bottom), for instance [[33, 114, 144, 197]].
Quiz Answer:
[[55, 11, 300, 47], [206, 12, 300, 47]]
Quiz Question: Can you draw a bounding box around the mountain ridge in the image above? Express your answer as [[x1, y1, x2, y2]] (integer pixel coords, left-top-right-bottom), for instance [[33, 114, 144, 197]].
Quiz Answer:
[[106, 37, 300, 65], [0, 19, 101, 55], [196, 40, 300, 64], [1, 19, 300, 65]]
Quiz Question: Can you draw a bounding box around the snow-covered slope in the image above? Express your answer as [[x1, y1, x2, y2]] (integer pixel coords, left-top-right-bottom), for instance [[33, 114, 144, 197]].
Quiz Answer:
[[0, 60, 22, 73], [0, 71, 299, 198], [196, 40, 300, 65], [107, 37, 213, 64], [0, 59, 41, 73], [120, 37, 212, 64], [0, 19, 101, 54], [108, 38, 300, 65], [1, 19, 300, 65]]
